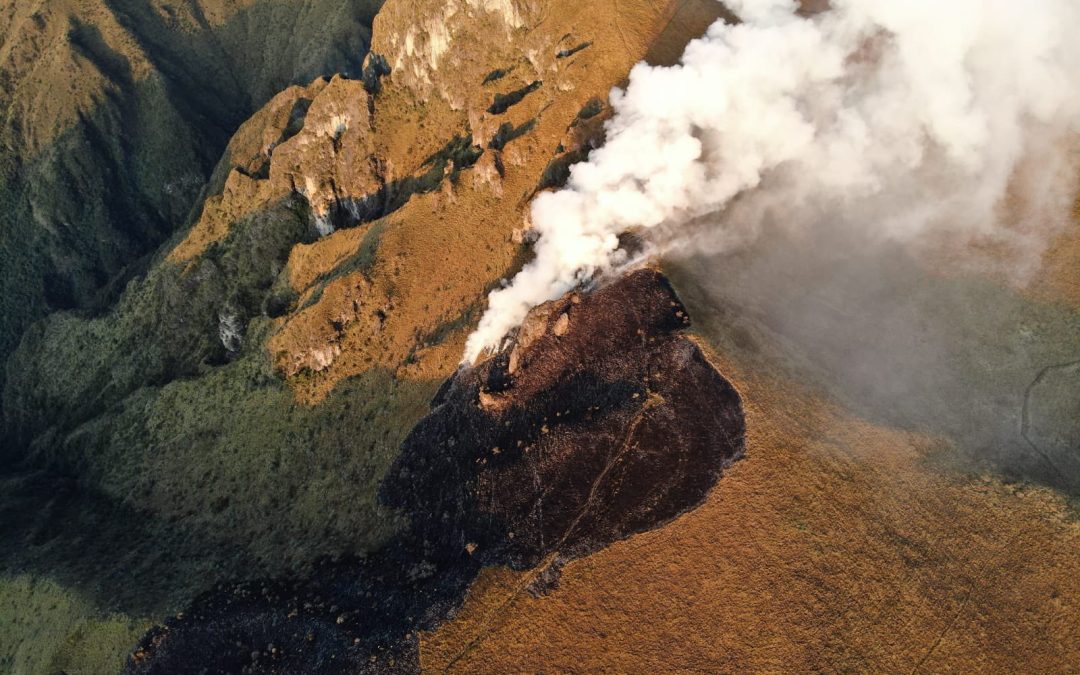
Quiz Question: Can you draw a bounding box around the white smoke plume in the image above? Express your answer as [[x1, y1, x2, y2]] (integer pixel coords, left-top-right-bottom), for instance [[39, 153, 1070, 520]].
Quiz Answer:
[[464, 0, 1080, 362]]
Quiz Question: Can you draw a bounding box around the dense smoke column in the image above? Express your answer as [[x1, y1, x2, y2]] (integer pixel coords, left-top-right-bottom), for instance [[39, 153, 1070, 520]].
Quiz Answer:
[[465, 0, 1080, 362]]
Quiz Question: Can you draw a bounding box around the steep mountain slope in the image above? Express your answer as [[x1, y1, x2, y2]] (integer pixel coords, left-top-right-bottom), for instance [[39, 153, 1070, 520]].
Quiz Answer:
[[0, 0, 381, 425], [2, 0, 708, 670], [1, 0, 1078, 672]]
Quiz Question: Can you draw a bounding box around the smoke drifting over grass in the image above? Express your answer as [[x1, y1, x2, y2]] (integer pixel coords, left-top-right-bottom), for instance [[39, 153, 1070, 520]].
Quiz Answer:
[[465, 0, 1080, 362]]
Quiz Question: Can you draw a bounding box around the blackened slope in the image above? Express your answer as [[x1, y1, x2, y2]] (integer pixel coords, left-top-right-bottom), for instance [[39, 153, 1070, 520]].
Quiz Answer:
[[126, 539, 473, 675], [383, 267, 746, 569], [124, 269, 744, 673]]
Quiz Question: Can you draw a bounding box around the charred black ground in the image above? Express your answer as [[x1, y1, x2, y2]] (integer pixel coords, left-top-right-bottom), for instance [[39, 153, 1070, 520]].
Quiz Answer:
[[125, 269, 746, 673], [384, 268, 746, 569]]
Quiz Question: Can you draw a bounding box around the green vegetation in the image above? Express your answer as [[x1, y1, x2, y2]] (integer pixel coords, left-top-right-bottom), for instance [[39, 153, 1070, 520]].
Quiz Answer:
[[0, 575, 149, 675], [0, 0, 383, 426], [2, 181, 440, 604], [1, 193, 441, 667]]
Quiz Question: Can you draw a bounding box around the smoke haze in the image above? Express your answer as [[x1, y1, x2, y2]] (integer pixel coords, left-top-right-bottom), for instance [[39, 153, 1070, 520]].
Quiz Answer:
[[464, 0, 1080, 362]]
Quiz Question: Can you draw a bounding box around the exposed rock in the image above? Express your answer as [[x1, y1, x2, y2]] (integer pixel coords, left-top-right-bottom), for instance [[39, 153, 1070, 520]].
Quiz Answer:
[[268, 76, 381, 235], [516, 303, 555, 351], [553, 311, 570, 336], [507, 346, 523, 375]]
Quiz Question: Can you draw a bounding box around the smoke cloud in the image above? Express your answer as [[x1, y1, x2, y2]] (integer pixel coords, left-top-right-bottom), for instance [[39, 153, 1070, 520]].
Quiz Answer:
[[464, 0, 1080, 362]]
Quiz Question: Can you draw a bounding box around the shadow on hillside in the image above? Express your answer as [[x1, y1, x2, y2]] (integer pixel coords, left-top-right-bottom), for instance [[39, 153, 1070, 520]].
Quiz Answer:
[[0, 353, 449, 620], [0, 0, 382, 426], [0, 467, 258, 617]]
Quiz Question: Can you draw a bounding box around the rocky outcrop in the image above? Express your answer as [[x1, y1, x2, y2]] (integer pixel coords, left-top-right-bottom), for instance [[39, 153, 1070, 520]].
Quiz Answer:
[[122, 268, 745, 673], [0, 0, 383, 423]]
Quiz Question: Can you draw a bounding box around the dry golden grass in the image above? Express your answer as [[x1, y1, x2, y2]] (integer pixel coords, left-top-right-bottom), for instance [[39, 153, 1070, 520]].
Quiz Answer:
[[265, 0, 697, 402], [161, 0, 708, 401], [421, 337, 1080, 672], [1034, 206, 1080, 309], [162, 0, 736, 403]]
